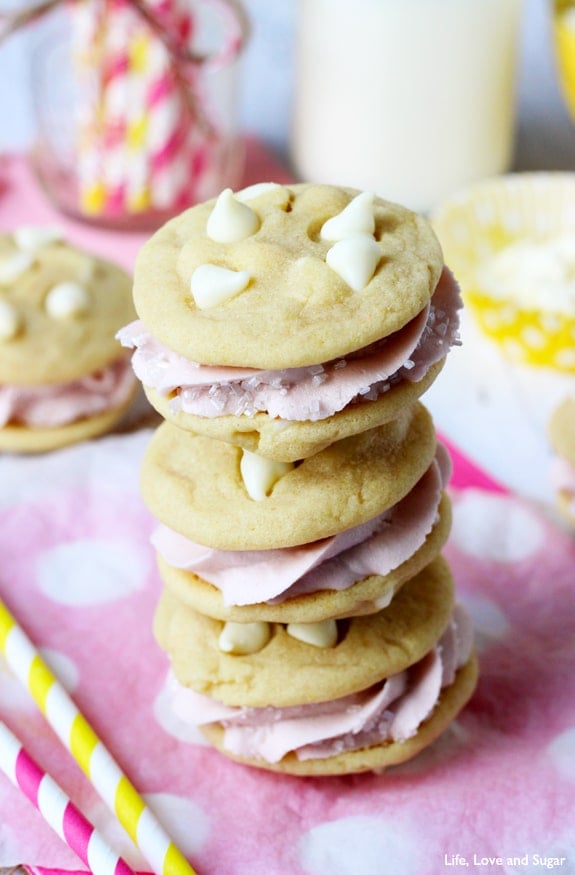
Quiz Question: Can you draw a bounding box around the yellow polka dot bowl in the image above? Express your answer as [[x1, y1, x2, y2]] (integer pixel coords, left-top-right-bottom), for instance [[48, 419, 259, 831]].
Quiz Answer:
[[431, 173, 575, 373]]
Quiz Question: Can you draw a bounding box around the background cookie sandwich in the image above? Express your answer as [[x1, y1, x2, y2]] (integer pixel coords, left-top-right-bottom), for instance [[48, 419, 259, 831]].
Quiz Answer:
[[548, 396, 575, 525], [0, 228, 138, 452]]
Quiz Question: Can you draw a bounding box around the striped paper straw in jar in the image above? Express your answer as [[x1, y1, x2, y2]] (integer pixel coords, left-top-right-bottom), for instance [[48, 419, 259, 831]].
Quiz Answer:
[[71, 0, 238, 223]]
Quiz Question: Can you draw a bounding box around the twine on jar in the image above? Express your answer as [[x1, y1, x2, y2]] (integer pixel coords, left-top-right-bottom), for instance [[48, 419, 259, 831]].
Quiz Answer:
[[0, 0, 249, 136]]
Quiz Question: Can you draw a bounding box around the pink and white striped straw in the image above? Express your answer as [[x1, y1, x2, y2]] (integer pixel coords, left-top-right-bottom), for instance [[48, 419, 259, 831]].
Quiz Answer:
[[0, 721, 136, 875]]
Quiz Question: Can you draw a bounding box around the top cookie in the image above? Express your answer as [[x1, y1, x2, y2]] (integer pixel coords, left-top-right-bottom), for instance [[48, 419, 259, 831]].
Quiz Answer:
[[0, 230, 135, 385], [132, 183, 444, 368]]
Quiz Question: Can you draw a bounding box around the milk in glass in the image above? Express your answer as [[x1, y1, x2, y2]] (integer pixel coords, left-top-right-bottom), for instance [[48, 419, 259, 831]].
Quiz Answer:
[[291, 0, 522, 213]]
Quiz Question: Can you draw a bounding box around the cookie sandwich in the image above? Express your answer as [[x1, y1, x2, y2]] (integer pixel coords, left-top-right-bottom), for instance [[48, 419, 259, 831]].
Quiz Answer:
[[155, 558, 477, 776], [119, 183, 461, 461], [142, 404, 453, 623], [549, 396, 575, 525], [0, 228, 138, 452], [121, 182, 477, 775]]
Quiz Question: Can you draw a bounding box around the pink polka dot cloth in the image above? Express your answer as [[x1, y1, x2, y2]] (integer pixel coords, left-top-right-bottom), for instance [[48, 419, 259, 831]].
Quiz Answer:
[[1, 150, 574, 875], [0, 427, 573, 875]]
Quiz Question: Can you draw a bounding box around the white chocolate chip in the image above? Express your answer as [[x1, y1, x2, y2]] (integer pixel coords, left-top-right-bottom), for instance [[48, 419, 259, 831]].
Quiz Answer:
[[0, 300, 21, 341], [13, 225, 64, 252], [373, 592, 394, 611], [190, 264, 251, 310], [206, 188, 260, 243], [218, 621, 271, 655], [45, 281, 91, 318], [240, 450, 294, 501], [325, 234, 381, 291], [0, 251, 34, 285], [236, 182, 287, 201], [286, 620, 339, 649], [320, 192, 376, 241]]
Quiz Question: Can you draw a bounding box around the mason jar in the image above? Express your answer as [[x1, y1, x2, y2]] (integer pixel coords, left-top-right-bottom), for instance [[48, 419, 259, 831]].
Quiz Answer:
[[30, 0, 247, 230]]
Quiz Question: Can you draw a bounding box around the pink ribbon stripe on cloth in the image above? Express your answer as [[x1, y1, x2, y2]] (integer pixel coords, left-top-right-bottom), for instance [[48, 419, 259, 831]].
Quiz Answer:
[[0, 429, 573, 875]]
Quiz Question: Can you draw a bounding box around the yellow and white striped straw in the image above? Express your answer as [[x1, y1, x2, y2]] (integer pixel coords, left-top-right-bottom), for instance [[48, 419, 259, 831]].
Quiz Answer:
[[0, 599, 197, 875]]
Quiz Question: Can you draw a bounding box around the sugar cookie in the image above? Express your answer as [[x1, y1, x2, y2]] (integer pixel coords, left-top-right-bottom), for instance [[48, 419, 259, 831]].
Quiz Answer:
[[0, 230, 137, 451]]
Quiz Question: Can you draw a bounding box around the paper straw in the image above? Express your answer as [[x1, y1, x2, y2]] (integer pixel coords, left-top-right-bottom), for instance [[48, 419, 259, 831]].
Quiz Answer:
[[0, 599, 197, 875], [0, 721, 135, 875], [73, 0, 203, 218], [71, 0, 248, 220]]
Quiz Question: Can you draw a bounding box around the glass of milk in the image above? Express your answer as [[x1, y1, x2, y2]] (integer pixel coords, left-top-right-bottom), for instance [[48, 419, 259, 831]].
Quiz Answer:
[[290, 0, 523, 214]]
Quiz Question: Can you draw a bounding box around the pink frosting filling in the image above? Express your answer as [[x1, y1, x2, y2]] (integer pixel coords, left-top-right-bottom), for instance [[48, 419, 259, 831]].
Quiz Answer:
[[0, 358, 136, 429], [118, 267, 461, 422], [152, 445, 452, 606], [169, 604, 474, 763]]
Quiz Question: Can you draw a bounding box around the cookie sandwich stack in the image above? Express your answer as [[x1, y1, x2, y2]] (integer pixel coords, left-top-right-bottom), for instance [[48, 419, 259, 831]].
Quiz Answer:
[[119, 183, 478, 776]]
